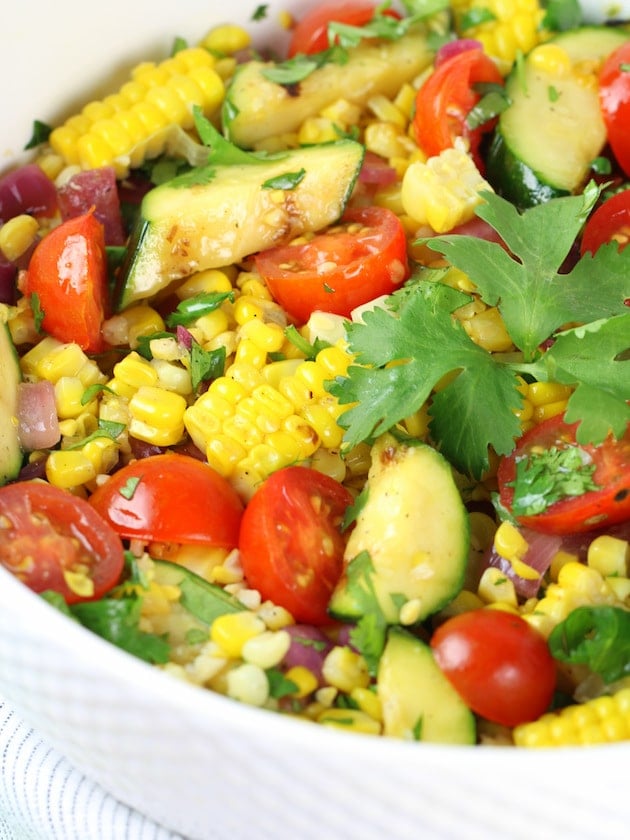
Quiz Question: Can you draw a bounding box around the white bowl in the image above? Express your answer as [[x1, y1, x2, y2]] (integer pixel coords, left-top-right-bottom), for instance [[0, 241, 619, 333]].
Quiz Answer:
[[2, 2, 630, 839]]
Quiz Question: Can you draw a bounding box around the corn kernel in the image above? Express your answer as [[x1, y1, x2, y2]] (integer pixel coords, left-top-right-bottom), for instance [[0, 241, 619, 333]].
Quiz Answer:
[[317, 707, 381, 735], [211, 611, 266, 658], [225, 662, 269, 707], [477, 568, 518, 606], [241, 630, 291, 669], [0, 214, 39, 261], [284, 666, 319, 698], [45, 450, 96, 489], [587, 535, 630, 578], [322, 646, 370, 693]]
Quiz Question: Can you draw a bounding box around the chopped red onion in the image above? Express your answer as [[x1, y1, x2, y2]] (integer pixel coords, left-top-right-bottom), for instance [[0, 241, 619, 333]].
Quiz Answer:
[[435, 38, 483, 68], [176, 325, 193, 351], [486, 527, 562, 600], [16, 380, 60, 451], [0, 258, 17, 304], [57, 166, 126, 245], [282, 624, 334, 683], [0, 164, 57, 222], [359, 151, 398, 186]]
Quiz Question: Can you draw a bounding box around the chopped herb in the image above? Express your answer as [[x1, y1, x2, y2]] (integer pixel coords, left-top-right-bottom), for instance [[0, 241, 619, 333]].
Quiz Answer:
[[459, 6, 496, 28], [186, 628, 210, 646], [466, 84, 509, 130], [621, 62, 630, 72], [135, 330, 175, 360], [548, 605, 630, 684], [24, 119, 52, 150], [262, 168, 306, 190], [266, 668, 299, 699], [70, 594, 171, 664], [541, 0, 583, 31], [284, 324, 331, 359], [190, 340, 225, 390], [262, 49, 343, 85], [65, 420, 126, 450], [509, 445, 598, 517], [81, 383, 116, 404], [328, 184, 630, 478], [412, 716, 423, 741], [119, 476, 141, 500], [171, 36, 188, 54], [548, 84, 560, 102], [341, 484, 369, 532], [176, 570, 243, 624], [165, 291, 234, 328], [252, 4, 268, 21], [123, 551, 150, 588], [30, 292, 45, 331], [590, 156, 612, 175], [342, 551, 388, 674]]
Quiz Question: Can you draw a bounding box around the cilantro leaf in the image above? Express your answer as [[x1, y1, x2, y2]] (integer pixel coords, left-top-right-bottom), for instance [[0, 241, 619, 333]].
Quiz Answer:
[[330, 187, 630, 477], [329, 280, 522, 476], [70, 595, 170, 664], [548, 605, 630, 684], [426, 186, 630, 361]]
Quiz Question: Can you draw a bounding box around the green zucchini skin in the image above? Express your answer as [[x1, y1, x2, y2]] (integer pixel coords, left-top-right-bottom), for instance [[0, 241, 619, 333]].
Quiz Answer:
[[486, 26, 630, 208], [377, 627, 476, 744], [116, 139, 364, 309], [0, 323, 23, 485]]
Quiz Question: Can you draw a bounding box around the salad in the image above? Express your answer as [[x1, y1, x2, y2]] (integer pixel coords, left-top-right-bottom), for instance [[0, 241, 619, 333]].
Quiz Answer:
[[1, 0, 630, 750]]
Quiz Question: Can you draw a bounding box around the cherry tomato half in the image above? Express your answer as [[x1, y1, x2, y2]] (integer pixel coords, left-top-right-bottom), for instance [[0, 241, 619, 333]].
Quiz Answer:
[[431, 609, 556, 727], [23, 211, 108, 353], [580, 188, 630, 256], [88, 453, 244, 549], [413, 47, 504, 167], [497, 414, 630, 535], [238, 466, 353, 625], [0, 482, 125, 604], [254, 206, 409, 324], [599, 42, 630, 179], [287, 1, 400, 57]]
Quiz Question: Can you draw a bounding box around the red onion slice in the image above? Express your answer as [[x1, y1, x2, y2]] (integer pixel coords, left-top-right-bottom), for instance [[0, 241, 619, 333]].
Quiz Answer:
[[16, 380, 60, 451], [0, 164, 57, 222]]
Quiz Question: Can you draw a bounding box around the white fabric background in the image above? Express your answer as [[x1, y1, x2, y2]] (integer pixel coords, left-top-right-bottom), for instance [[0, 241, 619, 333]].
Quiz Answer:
[[0, 701, 184, 840]]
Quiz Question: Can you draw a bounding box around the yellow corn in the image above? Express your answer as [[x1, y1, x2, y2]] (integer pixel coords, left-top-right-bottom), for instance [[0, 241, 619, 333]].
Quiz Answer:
[[317, 707, 382, 735], [453, 0, 545, 74], [128, 385, 187, 446], [102, 305, 165, 349], [199, 24, 252, 55], [514, 689, 630, 747], [48, 47, 225, 176], [587, 535, 630, 579], [321, 646, 370, 693], [20, 338, 106, 387], [241, 629, 291, 669], [224, 662, 269, 707], [0, 214, 39, 262], [477, 567, 518, 606], [210, 611, 266, 658], [54, 376, 98, 420], [45, 449, 97, 489], [401, 145, 493, 233], [284, 666, 319, 698]]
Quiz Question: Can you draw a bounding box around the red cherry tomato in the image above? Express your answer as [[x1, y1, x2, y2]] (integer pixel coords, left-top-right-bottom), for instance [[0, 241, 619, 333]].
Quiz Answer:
[[580, 188, 630, 256], [497, 414, 630, 535], [254, 206, 409, 324], [0, 482, 125, 604], [599, 42, 630, 179], [413, 47, 504, 167], [88, 453, 244, 549], [288, 1, 400, 57], [431, 609, 556, 727], [23, 211, 108, 353], [238, 466, 353, 625]]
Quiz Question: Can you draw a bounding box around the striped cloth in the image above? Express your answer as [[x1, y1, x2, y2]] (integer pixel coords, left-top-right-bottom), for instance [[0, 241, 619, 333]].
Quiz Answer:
[[0, 700, 183, 840]]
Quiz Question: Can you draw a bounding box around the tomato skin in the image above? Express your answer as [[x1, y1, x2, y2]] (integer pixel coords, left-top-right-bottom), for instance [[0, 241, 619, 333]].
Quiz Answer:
[[88, 454, 244, 548], [23, 211, 108, 353], [238, 466, 353, 625], [0, 482, 125, 604], [599, 43, 630, 179], [580, 188, 630, 256], [413, 47, 504, 166], [431, 609, 556, 727], [288, 1, 399, 57], [497, 415, 630, 535], [254, 206, 409, 324]]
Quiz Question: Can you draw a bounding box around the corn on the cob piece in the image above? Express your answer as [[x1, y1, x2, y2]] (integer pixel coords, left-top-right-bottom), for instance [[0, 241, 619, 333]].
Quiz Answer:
[[401, 144, 493, 233], [48, 47, 224, 176], [452, 0, 546, 74], [514, 689, 630, 747]]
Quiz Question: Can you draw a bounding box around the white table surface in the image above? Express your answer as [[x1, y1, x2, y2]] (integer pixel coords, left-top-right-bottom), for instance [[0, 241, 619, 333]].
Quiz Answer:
[[0, 700, 184, 840]]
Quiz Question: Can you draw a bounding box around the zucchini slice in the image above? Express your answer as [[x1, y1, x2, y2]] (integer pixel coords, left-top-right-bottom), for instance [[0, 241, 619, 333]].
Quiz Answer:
[[0, 322, 22, 485], [486, 26, 630, 208]]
